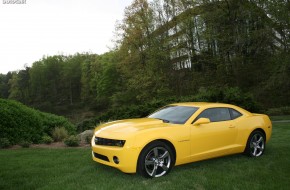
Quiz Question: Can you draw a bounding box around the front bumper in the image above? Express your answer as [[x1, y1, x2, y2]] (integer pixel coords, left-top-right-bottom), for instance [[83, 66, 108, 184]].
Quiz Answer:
[[91, 140, 140, 173]]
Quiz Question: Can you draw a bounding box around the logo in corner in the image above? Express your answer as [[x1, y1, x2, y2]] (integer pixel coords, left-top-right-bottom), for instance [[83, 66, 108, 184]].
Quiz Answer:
[[3, 0, 27, 4]]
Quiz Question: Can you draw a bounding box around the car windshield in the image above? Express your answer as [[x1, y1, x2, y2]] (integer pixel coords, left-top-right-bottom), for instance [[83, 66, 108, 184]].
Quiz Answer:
[[148, 106, 199, 124]]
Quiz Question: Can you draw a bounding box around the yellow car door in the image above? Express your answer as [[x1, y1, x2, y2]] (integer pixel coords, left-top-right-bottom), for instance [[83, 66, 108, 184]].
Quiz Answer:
[[190, 107, 238, 161]]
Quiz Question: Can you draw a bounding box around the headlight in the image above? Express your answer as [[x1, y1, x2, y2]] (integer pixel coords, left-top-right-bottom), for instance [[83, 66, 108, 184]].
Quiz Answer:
[[94, 137, 126, 147]]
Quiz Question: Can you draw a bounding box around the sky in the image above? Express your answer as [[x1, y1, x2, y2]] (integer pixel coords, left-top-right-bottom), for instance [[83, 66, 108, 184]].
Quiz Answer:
[[0, 0, 133, 74]]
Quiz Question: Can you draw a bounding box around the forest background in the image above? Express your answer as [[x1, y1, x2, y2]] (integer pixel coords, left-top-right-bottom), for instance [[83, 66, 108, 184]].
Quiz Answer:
[[0, 0, 289, 130]]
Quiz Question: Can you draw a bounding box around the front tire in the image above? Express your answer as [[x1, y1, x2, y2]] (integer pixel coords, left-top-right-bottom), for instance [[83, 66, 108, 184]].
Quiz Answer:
[[137, 141, 174, 178], [245, 130, 265, 157]]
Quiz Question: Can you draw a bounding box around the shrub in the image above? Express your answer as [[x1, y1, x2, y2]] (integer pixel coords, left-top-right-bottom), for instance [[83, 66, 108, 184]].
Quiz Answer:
[[42, 135, 53, 144], [0, 99, 43, 144], [193, 87, 260, 112], [94, 99, 173, 123], [266, 107, 290, 116], [52, 127, 68, 142], [222, 87, 260, 112], [91, 87, 260, 124], [0, 138, 11, 148], [64, 135, 79, 147], [39, 112, 76, 136], [0, 99, 76, 145], [20, 141, 31, 148], [281, 107, 290, 115], [76, 119, 96, 133]]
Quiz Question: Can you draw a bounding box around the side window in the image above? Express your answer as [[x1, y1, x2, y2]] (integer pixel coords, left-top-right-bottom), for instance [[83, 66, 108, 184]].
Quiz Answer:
[[230, 108, 243, 119], [195, 108, 231, 122]]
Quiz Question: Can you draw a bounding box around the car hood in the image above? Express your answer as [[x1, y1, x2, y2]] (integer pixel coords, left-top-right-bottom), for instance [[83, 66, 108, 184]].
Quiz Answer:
[[94, 118, 168, 139]]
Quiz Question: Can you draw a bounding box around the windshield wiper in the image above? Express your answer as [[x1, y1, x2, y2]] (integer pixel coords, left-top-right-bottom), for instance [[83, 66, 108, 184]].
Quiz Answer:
[[155, 118, 170, 123]]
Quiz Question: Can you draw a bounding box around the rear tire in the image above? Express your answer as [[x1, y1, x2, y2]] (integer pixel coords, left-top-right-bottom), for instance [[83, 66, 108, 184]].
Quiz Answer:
[[137, 141, 174, 178], [245, 130, 265, 157]]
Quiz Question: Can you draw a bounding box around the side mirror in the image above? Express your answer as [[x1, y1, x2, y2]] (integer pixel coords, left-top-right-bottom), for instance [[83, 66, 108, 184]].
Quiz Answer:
[[194, 118, 210, 125]]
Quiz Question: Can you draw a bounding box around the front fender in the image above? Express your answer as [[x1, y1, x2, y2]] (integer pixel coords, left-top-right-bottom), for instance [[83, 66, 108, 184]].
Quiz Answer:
[[132, 125, 191, 165]]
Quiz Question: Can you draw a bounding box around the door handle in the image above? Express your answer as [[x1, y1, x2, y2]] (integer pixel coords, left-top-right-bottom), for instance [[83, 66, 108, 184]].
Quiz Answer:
[[229, 125, 235, 128]]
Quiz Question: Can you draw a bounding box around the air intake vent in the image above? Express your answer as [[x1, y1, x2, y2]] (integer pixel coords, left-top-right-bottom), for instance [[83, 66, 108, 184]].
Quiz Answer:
[[93, 152, 109, 162]]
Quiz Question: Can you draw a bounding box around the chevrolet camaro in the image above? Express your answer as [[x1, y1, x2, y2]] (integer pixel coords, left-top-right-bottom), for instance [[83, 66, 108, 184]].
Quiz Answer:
[[91, 102, 272, 178]]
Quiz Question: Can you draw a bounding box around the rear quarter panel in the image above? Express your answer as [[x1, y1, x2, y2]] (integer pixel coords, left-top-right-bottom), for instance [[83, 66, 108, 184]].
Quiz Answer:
[[235, 114, 272, 147]]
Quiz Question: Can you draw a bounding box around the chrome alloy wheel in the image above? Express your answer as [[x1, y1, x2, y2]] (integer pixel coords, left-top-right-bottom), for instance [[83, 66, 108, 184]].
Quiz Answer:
[[144, 147, 171, 177], [250, 133, 265, 157]]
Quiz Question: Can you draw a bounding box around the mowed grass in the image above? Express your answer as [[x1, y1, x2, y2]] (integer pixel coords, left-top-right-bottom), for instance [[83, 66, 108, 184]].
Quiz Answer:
[[1, 122, 290, 190]]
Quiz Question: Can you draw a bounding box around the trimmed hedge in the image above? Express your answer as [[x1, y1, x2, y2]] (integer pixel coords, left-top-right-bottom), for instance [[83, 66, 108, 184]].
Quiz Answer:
[[0, 99, 76, 145], [0, 99, 43, 144]]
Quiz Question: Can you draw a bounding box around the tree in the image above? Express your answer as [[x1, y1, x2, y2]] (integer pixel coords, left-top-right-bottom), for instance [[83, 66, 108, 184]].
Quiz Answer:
[[62, 54, 82, 105], [0, 73, 12, 99], [80, 54, 98, 104]]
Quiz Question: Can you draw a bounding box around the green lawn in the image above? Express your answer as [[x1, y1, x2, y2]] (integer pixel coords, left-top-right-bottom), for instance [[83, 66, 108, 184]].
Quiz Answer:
[[1, 122, 290, 190]]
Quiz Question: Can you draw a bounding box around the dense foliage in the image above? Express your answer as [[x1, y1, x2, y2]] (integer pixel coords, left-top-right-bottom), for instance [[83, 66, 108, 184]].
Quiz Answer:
[[0, 99, 75, 144], [0, 138, 11, 148], [93, 87, 259, 123], [0, 0, 289, 123]]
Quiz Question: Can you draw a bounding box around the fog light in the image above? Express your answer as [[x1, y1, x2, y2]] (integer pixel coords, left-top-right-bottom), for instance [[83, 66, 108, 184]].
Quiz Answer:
[[113, 156, 119, 164]]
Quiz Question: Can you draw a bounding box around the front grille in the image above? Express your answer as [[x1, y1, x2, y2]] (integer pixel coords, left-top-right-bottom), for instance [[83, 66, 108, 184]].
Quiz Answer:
[[95, 137, 126, 147], [93, 152, 109, 162]]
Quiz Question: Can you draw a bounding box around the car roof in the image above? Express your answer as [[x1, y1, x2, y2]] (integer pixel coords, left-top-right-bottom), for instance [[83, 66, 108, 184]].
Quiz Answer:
[[170, 102, 238, 108], [169, 102, 252, 116], [167, 102, 252, 117]]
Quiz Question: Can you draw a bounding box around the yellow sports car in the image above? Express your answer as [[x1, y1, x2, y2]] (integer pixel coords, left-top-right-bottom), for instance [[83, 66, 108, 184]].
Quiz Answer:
[[91, 102, 272, 178]]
